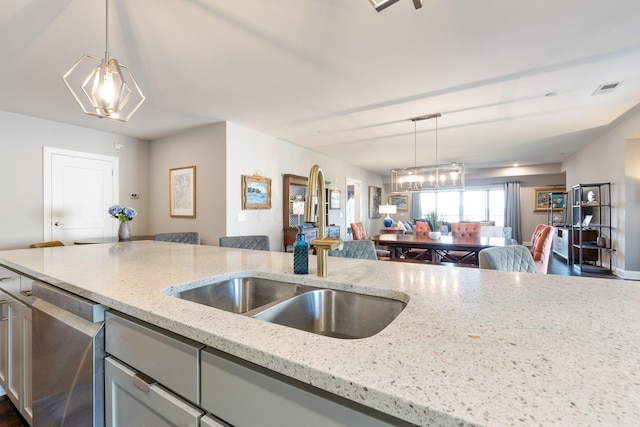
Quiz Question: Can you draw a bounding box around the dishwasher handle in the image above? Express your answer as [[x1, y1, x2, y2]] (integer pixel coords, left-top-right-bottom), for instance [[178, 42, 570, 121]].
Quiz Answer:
[[32, 281, 106, 322]]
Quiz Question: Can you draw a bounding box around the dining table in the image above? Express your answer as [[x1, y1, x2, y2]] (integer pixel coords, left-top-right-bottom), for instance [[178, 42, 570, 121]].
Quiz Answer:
[[372, 233, 514, 265]]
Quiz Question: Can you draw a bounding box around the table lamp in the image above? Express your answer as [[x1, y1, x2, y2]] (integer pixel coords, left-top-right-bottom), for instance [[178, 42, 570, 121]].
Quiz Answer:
[[379, 204, 396, 228], [292, 196, 305, 226]]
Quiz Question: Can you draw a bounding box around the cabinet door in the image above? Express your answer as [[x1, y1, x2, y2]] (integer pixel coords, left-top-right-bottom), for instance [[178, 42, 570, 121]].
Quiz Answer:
[[105, 357, 203, 427], [21, 305, 32, 425], [6, 299, 22, 410], [0, 298, 8, 390]]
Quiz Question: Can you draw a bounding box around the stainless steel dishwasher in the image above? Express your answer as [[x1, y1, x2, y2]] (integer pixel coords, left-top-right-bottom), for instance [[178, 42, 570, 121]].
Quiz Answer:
[[31, 281, 107, 427]]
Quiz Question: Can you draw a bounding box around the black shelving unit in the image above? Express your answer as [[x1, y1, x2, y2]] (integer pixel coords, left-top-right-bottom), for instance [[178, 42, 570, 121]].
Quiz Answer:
[[571, 183, 612, 274]]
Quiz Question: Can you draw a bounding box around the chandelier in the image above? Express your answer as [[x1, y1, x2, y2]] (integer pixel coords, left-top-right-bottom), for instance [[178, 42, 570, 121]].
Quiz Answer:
[[62, 0, 145, 122], [390, 113, 465, 192]]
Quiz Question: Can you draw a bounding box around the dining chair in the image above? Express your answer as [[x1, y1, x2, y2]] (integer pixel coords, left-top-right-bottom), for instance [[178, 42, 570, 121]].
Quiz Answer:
[[451, 222, 481, 237], [328, 240, 377, 260], [219, 235, 270, 251], [479, 245, 537, 272], [29, 240, 64, 248], [480, 225, 504, 238], [154, 232, 201, 244], [529, 224, 554, 274], [350, 222, 390, 259]]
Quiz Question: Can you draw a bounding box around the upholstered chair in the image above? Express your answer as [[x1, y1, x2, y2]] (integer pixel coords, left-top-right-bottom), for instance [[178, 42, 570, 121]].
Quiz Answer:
[[529, 225, 554, 274], [219, 235, 270, 251], [154, 232, 201, 244], [451, 222, 481, 237], [329, 240, 377, 260], [350, 222, 368, 241], [479, 245, 537, 272], [350, 222, 390, 259], [414, 221, 430, 236]]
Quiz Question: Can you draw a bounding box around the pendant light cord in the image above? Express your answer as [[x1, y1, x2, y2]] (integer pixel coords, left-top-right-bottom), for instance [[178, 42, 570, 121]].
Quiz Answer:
[[104, 0, 110, 60]]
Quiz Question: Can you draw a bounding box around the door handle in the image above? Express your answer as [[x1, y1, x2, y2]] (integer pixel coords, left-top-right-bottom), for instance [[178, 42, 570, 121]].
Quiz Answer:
[[54, 222, 64, 226]]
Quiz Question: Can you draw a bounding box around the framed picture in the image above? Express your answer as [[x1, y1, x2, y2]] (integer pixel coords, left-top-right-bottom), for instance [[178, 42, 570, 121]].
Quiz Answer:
[[368, 186, 382, 218], [388, 194, 408, 211], [242, 174, 271, 209], [169, 166, 196, 217], [533, 187, 565, 212], [329, 189, 340, 210]]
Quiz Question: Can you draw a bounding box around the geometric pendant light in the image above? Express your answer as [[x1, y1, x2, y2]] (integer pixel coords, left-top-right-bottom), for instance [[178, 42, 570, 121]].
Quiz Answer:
[[62, 0, 145, 122]]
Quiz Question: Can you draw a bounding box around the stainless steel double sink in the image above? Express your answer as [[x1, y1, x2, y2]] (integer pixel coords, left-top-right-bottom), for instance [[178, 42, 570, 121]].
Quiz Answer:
[[170, 277, 406, 339]]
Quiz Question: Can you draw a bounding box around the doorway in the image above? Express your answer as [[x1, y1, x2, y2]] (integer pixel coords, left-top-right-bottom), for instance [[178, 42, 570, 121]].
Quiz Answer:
[[345, 177, 362, 240], [43, 147, 119, 243]]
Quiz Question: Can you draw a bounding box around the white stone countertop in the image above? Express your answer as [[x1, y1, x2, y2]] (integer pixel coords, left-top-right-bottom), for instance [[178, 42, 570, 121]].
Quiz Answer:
[[1, 241, 638, 426]]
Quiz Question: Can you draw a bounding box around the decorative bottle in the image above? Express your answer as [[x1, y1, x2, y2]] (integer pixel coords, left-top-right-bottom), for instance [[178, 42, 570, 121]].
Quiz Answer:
[[293, 225, 309, 274]]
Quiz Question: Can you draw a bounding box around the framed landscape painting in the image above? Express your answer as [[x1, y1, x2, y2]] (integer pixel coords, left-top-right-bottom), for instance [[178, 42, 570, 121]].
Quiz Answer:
[[368, 186, 382, 218], [388, 194, 408, 211], [242, 174, 271, 209], [170, 166, 196, 217], [533, 187, 565, 212], [329, 189, 341, 210]]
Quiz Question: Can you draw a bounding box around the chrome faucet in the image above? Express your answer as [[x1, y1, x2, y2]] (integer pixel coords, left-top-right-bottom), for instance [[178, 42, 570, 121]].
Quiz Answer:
[[305, 164, 343, 277]]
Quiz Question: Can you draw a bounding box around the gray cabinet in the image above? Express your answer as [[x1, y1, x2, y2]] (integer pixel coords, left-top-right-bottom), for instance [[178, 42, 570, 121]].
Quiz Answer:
[[0, 267, 33, 425], [105, 357, 203, 427]]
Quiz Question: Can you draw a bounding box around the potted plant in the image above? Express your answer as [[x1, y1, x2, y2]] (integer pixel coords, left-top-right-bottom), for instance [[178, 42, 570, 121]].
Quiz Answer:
[[424, 210, 443, 240]]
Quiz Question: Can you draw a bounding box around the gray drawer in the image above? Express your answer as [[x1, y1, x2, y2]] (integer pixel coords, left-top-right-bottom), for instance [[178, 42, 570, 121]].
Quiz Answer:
[[105, 356, 203, 427], [201, 348, 404, 427], [105, 311, 203, 404]]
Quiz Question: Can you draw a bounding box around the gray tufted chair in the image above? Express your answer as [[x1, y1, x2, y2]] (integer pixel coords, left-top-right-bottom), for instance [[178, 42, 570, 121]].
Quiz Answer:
[[479, 245, 536, 273], [328, 240, 377, 260], [154, 232, 200, 244], [219, 235, 270, 251]]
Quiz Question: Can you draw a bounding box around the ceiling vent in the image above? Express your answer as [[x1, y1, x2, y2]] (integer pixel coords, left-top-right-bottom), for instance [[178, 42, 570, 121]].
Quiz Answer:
[[592, 82, 622, 96]]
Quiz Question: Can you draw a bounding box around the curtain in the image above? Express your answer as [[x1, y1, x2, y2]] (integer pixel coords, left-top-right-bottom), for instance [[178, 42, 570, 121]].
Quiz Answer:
[[504, 182, 522, 243], [411, 192, 422, 220]]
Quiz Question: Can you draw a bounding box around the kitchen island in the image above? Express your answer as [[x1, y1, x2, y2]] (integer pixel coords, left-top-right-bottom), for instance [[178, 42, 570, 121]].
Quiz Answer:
[[0, 241, 638, 426]]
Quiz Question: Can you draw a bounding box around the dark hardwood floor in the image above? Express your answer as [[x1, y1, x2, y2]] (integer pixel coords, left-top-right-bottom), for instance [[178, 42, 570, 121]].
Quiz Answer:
[[0, 396, 27, 427], [547, 253, 619, 279]]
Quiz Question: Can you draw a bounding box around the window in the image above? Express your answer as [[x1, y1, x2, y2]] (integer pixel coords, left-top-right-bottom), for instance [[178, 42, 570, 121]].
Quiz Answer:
[[419, 187, 504, 225]]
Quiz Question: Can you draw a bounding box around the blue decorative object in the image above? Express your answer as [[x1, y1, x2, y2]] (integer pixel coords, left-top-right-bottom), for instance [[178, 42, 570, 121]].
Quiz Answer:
[[383, 217, 393, 228], [293, 226, 309, 274]]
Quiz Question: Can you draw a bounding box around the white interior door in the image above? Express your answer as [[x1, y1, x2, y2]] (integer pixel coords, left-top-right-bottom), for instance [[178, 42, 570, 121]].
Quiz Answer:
[[44, 148, 119, 243]]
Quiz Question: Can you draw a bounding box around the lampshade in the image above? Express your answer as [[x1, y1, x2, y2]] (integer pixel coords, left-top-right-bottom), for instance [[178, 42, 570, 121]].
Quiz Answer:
[[390, 113, 465, 192], [63, 0, 144, 122], [379, 204, 396, 228], [292, 200, 305, 216], [378, 204, 397, 215]]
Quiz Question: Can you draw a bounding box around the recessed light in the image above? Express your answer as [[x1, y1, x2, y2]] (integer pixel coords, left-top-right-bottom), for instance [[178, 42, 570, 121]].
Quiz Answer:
[[513, 163, 519, 167]]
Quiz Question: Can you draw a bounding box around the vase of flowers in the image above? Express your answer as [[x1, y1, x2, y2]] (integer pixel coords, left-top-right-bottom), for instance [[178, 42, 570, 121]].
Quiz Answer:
[[108, 205, 137, 241]]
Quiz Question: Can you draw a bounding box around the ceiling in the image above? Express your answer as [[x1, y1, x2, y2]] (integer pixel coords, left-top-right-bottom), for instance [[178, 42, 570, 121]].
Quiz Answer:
[[2, 0, 640, 175]]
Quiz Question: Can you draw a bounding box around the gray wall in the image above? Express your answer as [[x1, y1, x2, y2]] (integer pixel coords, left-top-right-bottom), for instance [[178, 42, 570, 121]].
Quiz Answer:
[[0, 110, 150, 250], [148, 123, 227, 246], [563, 105, 640, 279]]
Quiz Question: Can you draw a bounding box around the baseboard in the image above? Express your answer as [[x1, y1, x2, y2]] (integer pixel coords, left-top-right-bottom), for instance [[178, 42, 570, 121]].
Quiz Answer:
[[613, 268, 640, 281]]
